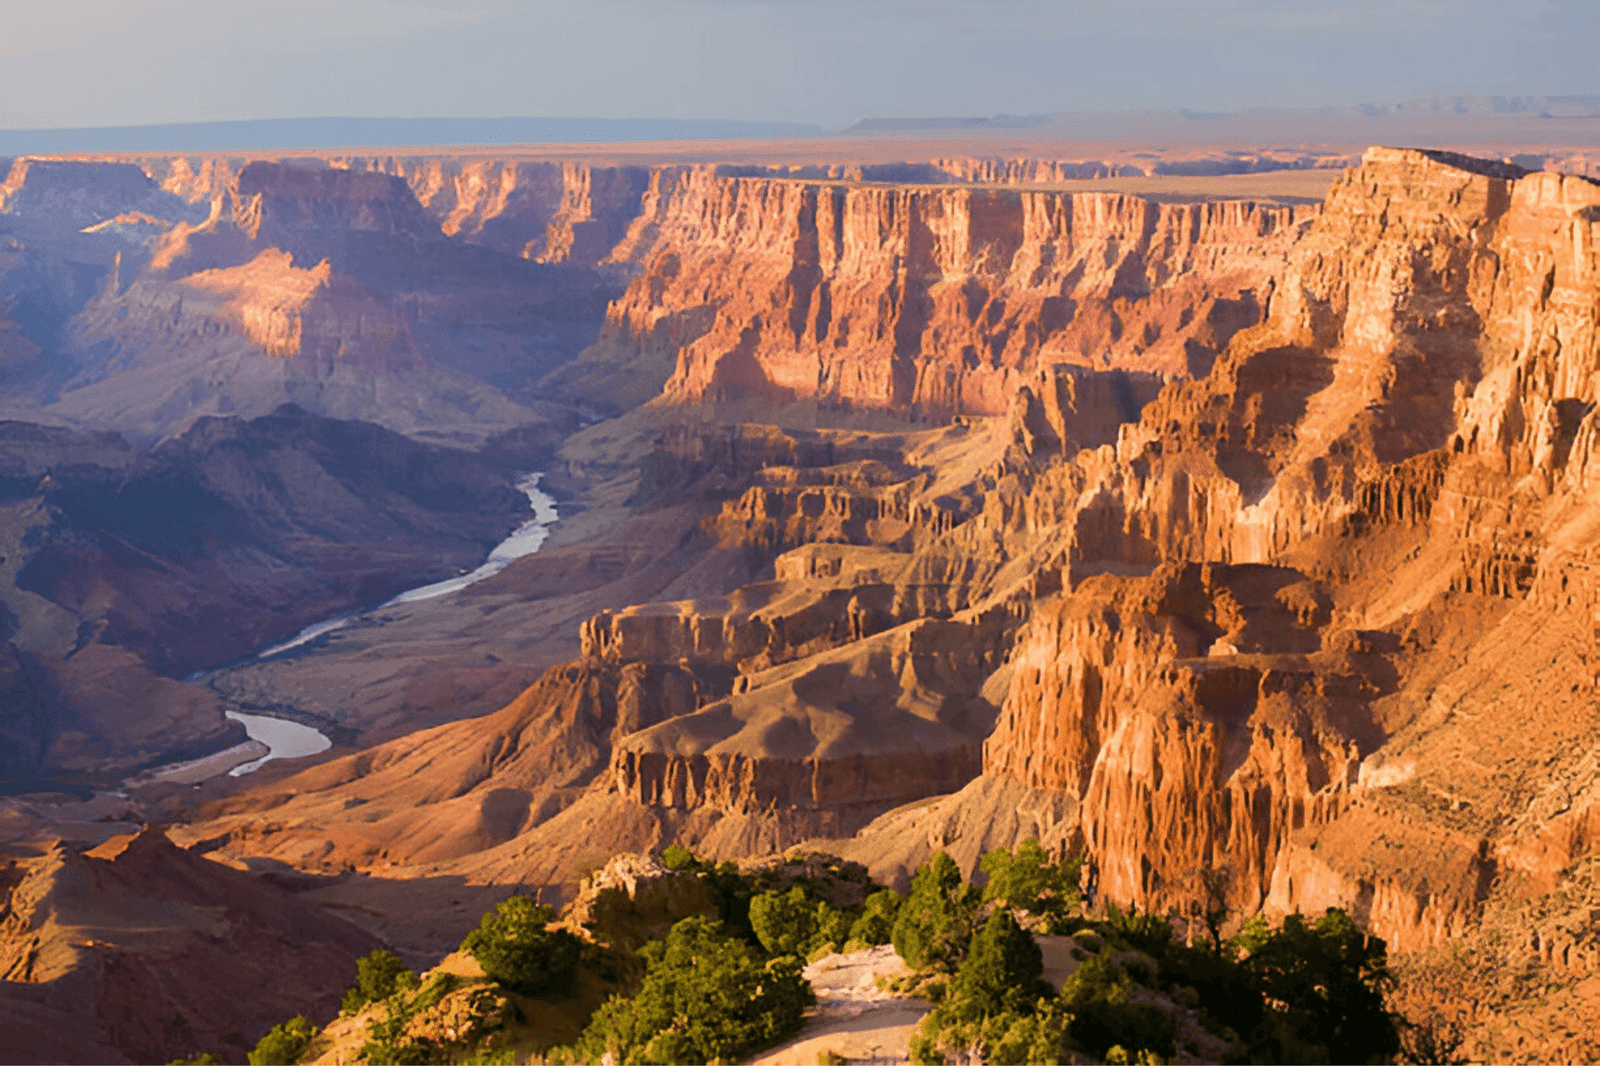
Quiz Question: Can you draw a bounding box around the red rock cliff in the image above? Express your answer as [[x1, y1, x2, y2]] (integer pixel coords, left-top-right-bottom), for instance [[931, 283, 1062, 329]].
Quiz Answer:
[[591, 169, 1312, 416], [978, 147, 1600, 949]]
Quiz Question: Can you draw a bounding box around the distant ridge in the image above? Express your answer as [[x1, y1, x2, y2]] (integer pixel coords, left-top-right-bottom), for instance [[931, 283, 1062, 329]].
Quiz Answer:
[[848, 95, 1600, 133], [0, 116, 825, 154]]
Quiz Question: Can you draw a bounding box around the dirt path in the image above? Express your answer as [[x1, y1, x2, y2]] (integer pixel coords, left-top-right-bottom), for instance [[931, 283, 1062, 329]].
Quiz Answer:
[[750, 945, 931, 1066]]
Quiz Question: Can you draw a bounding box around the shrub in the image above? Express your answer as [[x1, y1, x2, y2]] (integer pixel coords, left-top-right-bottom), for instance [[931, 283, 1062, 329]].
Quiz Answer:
[[750, 885, 856, 959], [914, 1000, 1073, 1066], [749, 886, 819, 956], [352, 971, 470, 1066], [1232, 908, 1398, 1064], [979, 839, 1082, 932], [460, 895, 583, 997], [811, 898, 853, 957], [343, 949, 420, 1015], [892, 852, 979, 973], [948, 910, 1051, 1017], [1057, 955, 1178, 1062], [913, 910, 1059, 1063], [661, 843, 697, 871], [247, 1015, 317, 1066], [849, 888, 902, 945], [1101, 900, 1172, 958], [574, 916, 814, 1064]]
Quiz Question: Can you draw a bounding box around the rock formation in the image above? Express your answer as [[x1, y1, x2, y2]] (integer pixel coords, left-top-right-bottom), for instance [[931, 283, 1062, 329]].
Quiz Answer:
[[590, 169, 1311, 417], [0, 826, 378, 1065], [966, 148, 1600, 947]]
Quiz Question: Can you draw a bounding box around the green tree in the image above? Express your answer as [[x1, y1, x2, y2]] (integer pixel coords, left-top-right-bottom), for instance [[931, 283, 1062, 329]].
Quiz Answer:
[[574, 916, 814, 1065], [342, 948, 420, 1015], [979, 839, 1082, 932], [461, 895, 583, 997], [912, 910, 1058, 1064], [749, 886, 819, 956], [948, 910, 1051, 1019], [247, 1015, 317, 1066], [661, 843, 697, 871], [849, 888, 902, 945], [1232, 908, 1398, 1064], [811, 898, 853, 955], [892, 851, 979, 973], [1057, 955, 1178, 1062]]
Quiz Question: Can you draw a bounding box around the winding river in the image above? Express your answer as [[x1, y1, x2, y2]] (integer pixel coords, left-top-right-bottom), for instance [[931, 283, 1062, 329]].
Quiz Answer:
[[222, 472, 557, 774]]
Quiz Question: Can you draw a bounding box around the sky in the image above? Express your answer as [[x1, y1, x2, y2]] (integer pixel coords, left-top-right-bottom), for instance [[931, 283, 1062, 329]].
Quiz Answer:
[[0, 0, 1594, 131]]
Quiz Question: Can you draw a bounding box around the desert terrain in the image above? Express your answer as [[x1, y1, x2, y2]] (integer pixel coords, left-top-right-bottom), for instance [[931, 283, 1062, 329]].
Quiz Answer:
[[1, 104, 1600, 1062]]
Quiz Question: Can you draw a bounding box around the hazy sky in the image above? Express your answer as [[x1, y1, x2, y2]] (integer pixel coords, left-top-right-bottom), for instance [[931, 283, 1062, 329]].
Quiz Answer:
[[1, 0, 1593, 131]]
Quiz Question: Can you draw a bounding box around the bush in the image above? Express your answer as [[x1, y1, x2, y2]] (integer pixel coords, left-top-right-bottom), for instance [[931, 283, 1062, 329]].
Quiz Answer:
[[749, 886, 819, 956], [661, 843, 697, 871], [849, 888, 902, 945], [750, 885, 860, 959], [950, 911, 1049, 1013], [913, 910, 1058, 1063], [1101, 901, 1172, 958], [353, 972, 466, 1065], [1057, 955, 1178, 1062], [247, 1016, 317, 1066], [979, 839, 1082, 932], [913, 1000, 1072, 1066], [574, 916, 814, 1065], [892, 852, 979, 973], [343, 949, 420, 1015], [460, 895, 583, 997], [1232, 908, 1398, 1064]]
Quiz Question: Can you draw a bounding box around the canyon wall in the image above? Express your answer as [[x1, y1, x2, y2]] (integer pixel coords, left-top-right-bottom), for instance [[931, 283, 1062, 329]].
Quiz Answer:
[[973, 148, 1600, 949], [592, 169, 1312, 417], [1, 150, 1336, 430]]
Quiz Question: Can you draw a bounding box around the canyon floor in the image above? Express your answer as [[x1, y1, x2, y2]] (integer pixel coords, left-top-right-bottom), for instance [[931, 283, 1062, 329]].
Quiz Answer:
[[2, 120, 1600, 1063]]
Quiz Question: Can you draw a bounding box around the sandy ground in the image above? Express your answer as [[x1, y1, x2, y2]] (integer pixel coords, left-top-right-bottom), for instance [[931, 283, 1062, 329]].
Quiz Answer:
[[747, 936, 1093, 1065], [1037, 933, 1087, 989], [750, 945, 931, 1066], [128, 738, 270, 786]]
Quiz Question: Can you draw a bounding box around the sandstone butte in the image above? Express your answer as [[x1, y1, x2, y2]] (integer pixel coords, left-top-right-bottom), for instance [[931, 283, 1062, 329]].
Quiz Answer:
[[3, 143, 1600, 1062]]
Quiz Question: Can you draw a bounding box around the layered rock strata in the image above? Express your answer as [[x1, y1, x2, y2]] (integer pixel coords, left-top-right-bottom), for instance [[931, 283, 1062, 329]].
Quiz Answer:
[[969, 148, 1600, 946], [593, 170, 1312, 416]]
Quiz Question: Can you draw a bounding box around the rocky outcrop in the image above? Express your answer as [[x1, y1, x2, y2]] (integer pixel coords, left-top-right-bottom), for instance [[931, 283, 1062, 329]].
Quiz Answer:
[[0, 827, 379, 1065], [984, 563, 1372, 917], [607, 611, 1005, 823], [0, 159, 197, 229], [560, 853, 720, 951]]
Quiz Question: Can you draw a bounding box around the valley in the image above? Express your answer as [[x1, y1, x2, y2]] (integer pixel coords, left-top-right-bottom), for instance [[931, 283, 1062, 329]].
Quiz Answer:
[[0, 124, 1599, 1062]]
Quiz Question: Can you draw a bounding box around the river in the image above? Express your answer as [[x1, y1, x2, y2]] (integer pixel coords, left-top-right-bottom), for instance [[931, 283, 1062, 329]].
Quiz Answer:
[[221, 472, 557, 773]]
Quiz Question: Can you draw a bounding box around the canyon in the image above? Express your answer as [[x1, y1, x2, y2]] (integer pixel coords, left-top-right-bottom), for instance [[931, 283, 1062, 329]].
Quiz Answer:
[[0, 132, 1599, 1062]]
